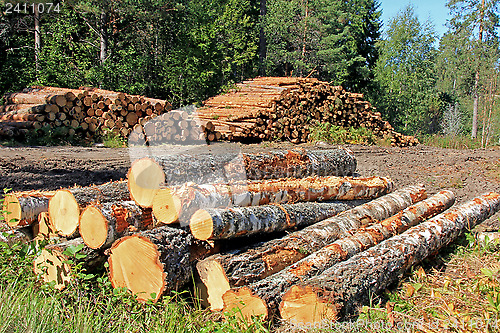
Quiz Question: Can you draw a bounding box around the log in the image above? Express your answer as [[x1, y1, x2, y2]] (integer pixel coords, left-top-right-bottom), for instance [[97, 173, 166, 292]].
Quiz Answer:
[[32, 212, 57, 238], [33, 238, 105, 290], [278, 192, 500, 325], [155, 176, 393, 226], [222, 190, 455, 322], [2, 190, 55, 227], [79, 201, 154, 249], [48, 181, 129, 238], [196, 184, 426, 311], [128, 148, 357, 208], [190, 200, 368, 241], [0, 226, 34, 245], [108, 226, 204, 302]]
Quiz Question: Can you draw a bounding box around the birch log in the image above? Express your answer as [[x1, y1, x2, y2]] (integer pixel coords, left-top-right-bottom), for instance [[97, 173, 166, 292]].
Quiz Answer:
[[128, 148, 357, 208], [108, 226, 216, 303], [48, 181, 129, 237], [79, 201, 155, 249], [155, 176, 393, 225], [190, 200, 367, 241], [33, 238, 105, 290], [278, 192, 500, 325], [3, 190, 56, 227], [222, 190, 455, 322], [196, 184, 426, 311]]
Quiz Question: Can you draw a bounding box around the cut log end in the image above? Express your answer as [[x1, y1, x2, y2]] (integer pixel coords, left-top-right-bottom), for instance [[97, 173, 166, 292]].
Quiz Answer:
[[152, 188, 181, 224], [196, 259, 231, 311], [33, 248, 71, 291], [222, 287, 268, 324], [79, 206, 108, 249], [3, 194, 21, 227], [190, 209, 214, 240], [279, 285, 338, 325], [108, 236, 166, 303], [127, 158, 165, 208], [48, 190, 80, 237]]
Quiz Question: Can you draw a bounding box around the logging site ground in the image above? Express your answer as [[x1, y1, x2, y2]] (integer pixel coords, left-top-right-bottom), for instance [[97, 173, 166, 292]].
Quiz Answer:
[[2, 142, 500, 333]]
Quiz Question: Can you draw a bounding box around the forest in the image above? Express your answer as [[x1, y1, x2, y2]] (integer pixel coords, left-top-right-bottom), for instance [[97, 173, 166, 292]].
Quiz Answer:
[[0, 0, 499, 142]]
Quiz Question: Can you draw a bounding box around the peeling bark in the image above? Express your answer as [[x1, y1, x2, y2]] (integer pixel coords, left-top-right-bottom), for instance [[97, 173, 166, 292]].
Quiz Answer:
[[222, 190, 455, 321], [279, 192, 500, 324], [48, 181, 130, 238], [79, 201, 154, 249], [196, 184, 426, 311], [3, 190, 55, 227], [190, 200, 367, 241], [161, 175, 393, 226], [129, 148, 357, 208]]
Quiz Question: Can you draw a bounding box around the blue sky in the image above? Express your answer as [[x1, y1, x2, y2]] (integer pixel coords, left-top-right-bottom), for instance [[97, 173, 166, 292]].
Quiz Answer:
[[378, 0, 451, 37]]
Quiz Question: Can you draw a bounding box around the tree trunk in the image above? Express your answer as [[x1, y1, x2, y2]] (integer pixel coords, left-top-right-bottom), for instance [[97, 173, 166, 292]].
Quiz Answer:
[[128, 148, 357, 208], [155, 175, 393, 226], [100, 11, 108, 65], [278, 192, 500, 325], [34, 5, 41, 74], [33, 238, 106, 290], [190, 200, 368, 241], [222, 190, 455, 322], [259, 0, 267, 75], [79, 201, 154, 249], [472, 0, 485, 139], [108, 226, 216, 303], [0, 226, 34, 245], [48, 181, 129, 238], [3, 190, 55, 227], [196, 185, 426, 311]]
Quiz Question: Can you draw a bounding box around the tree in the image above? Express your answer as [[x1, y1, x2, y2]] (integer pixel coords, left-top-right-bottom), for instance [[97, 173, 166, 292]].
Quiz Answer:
[[374, 5, 438, 134], [446, 0, 500, 138]]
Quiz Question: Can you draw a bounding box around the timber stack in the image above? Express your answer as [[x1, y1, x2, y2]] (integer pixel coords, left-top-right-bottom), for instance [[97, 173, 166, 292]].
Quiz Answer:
[[0, 86, 173, 141], [195, 77, 419, 147], [1, 147, 498, 328]]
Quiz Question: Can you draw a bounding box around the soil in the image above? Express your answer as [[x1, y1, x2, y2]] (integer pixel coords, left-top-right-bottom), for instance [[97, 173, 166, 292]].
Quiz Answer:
[[1, 142, 500, 229]]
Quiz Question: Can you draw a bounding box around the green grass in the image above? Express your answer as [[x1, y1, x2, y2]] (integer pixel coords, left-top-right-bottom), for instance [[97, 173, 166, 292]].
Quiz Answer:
[[420, 134, 483, 149], [101, 129, 127, 148], [309, 123, 377, 145]]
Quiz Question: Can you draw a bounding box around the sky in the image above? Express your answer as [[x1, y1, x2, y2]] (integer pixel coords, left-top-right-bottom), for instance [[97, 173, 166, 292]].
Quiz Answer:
[[378, 0, 452, 37]]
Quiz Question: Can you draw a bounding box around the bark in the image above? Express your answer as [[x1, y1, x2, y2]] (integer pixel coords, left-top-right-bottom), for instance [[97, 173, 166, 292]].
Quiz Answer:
[[258, 0, 267, 76], [48, 181, 130, 238], [191, 200, 367, 241], [279, 192, 500, 324], [196, 184, 426, 311], [0, 226, 34, 245], [34, 5, 40, 73], [33, 238, 106, 290], [108, 226, 193, 303], [129, 148, 357, 208], [99, 11, 108, 65], [79, 201, 154, 249], [160, 175, 393, 226], [222, 190, 455, 321], [3, 191, 55, 227]]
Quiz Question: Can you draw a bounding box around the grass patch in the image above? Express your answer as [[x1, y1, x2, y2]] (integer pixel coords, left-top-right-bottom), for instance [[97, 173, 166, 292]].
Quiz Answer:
[[101, 129, 127, 148], [309, 123, 376, 145], [420, 134, 482, 150]]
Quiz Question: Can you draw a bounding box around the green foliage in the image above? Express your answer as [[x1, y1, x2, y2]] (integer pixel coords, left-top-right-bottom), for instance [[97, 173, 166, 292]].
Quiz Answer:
[[373, 5, 439, 135], [420, 134, 481, 149], [102, 129, 126, 148], [309, 122, 376, 145]]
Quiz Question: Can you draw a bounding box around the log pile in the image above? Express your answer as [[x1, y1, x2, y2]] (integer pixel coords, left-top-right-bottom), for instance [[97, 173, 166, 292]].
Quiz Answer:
[[2, 147, 499, 328], [195, 77, 419, 147], [0, 86, 171, 140]]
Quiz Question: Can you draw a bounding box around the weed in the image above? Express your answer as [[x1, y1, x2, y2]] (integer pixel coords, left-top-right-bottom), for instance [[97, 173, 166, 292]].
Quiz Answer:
[[102, 129, 126, 148], [420, 134, 482, 149], [309, 123, 376, 145]]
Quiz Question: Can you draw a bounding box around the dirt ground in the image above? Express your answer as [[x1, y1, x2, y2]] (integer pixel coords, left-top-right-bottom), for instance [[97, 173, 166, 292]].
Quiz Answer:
[[1, 142, 500, 229]]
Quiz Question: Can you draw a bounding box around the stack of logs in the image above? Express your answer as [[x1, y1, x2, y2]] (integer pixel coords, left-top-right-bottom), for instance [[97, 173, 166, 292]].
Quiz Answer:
[[0, 86, 171, 140], [195, 77, 419, 147], [2, 149, 495, 327]]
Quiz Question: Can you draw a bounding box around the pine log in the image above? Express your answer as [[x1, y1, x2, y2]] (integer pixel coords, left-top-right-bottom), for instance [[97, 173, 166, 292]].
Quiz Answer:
[[2, 190, 56, 227], [128, 148, 357, 208], [48, 181, 129, 238], [278, 192, 500, 325], [196, 185, 426, 311], [79, 201, 154, 249], [32, 212, 57, 239], [190, 201, 368, 241], [155, 176, 393, 226], [222, 190, 455, 322], [108, 226, 216, 302], [33, 238, 105, 290]]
